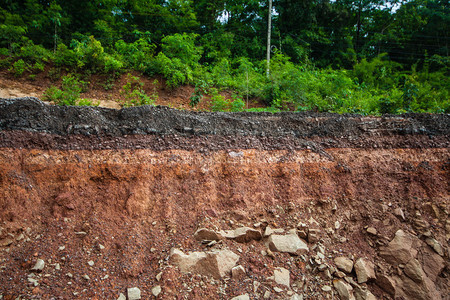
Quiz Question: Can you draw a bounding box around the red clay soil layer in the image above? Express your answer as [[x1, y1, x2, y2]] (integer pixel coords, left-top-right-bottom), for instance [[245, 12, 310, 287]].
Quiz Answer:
[[0, 98, 449, 299]]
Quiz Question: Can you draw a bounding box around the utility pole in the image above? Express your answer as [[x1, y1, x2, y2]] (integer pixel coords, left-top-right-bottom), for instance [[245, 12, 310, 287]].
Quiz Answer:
[[266, 0, 272, 78]]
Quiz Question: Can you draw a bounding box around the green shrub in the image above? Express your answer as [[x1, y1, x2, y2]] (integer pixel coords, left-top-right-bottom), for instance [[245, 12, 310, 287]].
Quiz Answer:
[[230, 94, 245, 112], [115, 38, 156, 72], [53, 43, 78, 67], [120, 73, 156, 107], [9, 59, 27, 77], [43, 74, 85, 106]]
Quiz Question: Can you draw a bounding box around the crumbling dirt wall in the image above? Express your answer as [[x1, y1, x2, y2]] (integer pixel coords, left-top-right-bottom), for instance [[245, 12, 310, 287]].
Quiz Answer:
[[0, 98, 448, 300]]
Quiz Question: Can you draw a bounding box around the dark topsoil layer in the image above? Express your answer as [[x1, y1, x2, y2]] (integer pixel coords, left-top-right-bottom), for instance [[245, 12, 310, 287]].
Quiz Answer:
[[0, 97, 449, 151]]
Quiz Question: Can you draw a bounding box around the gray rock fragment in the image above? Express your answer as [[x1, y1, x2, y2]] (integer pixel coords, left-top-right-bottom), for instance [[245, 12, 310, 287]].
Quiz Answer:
[[127, 287, 141, 300]]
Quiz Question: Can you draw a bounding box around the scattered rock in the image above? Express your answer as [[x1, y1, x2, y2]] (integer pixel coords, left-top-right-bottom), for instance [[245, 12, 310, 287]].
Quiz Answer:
[[151, 285, 161, 297], [333, 279, 355, 300], [418, 245, 445, 281], [274, 267, 290, 287], [425, 238, 444, 256], [267, 233, 309, 255], [376, 275, 396, 297], [127, 287, 141, 300], [366, 227, 377, 235], [82, 274, 90, 280], [290, 294, 303, 300], [156, 271, 163, 281], [170, 248, 239, 279], [321, 285, 332, 292], [194, 228, 222, 241], [274, 287, 283, 293], [334, 256, 353, 274], [88, 260, 94, 266], [231, 294, 249, 300], [220, 227, 262, 243], [354, 258, 376, 283], [404, 259, 425, 283], [308, 228, 321, 243], [264, 226, 284, 237], [31, 259, 45, 271], [231, 265, 246, 279], [0, 238, 13, 247], [393, 208, 405, 221], [379, 230, 419, 265], [117, 293, 126, 300], [354, 286, 377, 300]]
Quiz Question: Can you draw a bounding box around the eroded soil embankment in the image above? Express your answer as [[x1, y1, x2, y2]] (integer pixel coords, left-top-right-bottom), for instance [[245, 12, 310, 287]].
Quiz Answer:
[[0, 98, 449, 300]]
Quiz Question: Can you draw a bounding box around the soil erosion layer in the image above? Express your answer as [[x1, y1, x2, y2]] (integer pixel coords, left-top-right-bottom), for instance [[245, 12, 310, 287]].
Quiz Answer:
[[0, 98, 449, 300]]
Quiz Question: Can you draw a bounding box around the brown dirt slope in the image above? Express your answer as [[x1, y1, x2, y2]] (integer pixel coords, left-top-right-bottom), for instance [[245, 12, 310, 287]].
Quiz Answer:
[[0, 98, 449, 300]]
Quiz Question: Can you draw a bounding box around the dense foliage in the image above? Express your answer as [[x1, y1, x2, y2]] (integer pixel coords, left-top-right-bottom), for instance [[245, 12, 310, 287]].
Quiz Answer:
[[0, 0, 448, 113]]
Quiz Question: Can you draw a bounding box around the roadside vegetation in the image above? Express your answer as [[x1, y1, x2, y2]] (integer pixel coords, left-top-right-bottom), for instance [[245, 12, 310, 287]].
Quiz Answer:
[[0, 0, 448, 114]]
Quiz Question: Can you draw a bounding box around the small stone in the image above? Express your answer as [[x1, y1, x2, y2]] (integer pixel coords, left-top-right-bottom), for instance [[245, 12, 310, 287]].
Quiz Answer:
[[27, 277, 39, 286], [151, 285, 162, 297], [321, 285, 332, 292], [334, 257, 353, 274], [99, 244, 105, 250], [156, 271, 163, 281], [55, 263, 61, 270], [31, 259, 45, 271], [66, 273, 73, 278], [290, 294, 303, 300], [393, 208, 405, 220], [404, 258, 425, 283], [170, 248, 239, 279], [308, 228, 321, 243], [264, 226, 284, 237], [274, 287, 283, 293], [263, 291, 271, 299], [194, 228, 222, 241], [354, 258, 376, 283], [231, 294, 249, 300], [127, 287, 141, 300], [0, 238, 13, 247], [231, 265, 246, 279], [425, 238, 444, 256], [366, 227, 377, 235], [274, 267, 290, 287], [88, 260, 94, 266], [253, 280, 260, 293], [335, 221, 341, 230], [333, 279, 354, 300], [82, 274, 90, 280], [16, 233, 24, 241], [117, 293, 126, 300], [267, 233, 309, 255], [335, 270, 346, 278], [75, 231, 87, 236], [58, 246, 65, 251]]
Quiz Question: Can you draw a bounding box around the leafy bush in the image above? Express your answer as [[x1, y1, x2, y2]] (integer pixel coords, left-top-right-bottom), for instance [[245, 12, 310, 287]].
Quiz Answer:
[[120, 73, 156, 107], [53, 43, 78, 67], [149, 33, 203, 88], [115, 38, 156, 72], [43, 74, 86, 106], [19, 42, 51, 64], [9, 59, 27, 77], [73, 36, 123, 73]]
